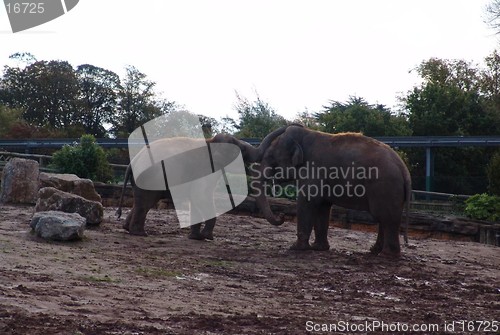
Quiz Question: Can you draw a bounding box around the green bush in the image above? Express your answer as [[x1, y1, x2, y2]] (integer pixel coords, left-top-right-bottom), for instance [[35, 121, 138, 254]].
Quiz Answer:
[[487, 149, 500, 196], [464, 193, 500, 222], [51, 134, 113, 182]]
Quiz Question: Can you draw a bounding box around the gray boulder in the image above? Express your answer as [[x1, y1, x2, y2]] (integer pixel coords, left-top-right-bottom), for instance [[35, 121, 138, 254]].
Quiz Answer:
[[35, 187, 104, 225], [31, 211, 85, 241], [0, 158, 40, 204], [39, 172, 102, 202]]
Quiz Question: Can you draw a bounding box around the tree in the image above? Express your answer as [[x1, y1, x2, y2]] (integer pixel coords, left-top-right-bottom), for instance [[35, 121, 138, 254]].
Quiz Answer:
[[76, 64, 121, 137], [0, 104, 23, 137], [218, 115, 239, 134], [1, 58, 80, 131], [401, 57, 500, 194], [404, 58, 498, 136], [112, 65, 174, 137], [315, 96, 411, 136], [485, 0, 500, 34], [293, 109, 321, 130], [233, 91, 288, 138]]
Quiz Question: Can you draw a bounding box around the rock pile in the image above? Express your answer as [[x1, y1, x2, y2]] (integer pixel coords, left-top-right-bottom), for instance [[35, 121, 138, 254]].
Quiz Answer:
[[35, 187, 104, 226], [0, 158, 40, 204], [1, 157, 105, 241]]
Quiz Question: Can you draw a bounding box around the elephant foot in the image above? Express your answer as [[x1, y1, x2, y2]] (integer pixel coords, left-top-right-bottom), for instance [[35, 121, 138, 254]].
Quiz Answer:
[[311, 241, 330, 251], [122, 222, 130, 232], [378, 249, 401, 259], [290, 240, 311, 250], [201, 230, 214, 240], [369, 242, 383, 255], [188, 231, 205, 240], [128, 229, 148, 236], [378, 244, 401, 259]]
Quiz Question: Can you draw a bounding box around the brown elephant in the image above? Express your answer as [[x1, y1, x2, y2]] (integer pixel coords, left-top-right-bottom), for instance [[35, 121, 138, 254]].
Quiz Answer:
[[116, 130, 287, 239], [251, 125, 411, 257]]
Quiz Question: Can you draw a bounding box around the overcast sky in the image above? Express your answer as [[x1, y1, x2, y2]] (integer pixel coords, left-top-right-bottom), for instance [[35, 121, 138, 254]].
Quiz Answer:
[[1, 0, 499, 121]]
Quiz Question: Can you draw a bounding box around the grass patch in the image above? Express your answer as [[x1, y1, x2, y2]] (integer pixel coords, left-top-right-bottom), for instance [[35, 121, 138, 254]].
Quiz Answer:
[[201, 259, 234, 268]]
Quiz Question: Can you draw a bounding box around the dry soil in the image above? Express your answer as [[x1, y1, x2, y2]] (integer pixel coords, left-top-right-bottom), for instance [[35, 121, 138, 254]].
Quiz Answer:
[[0, 205, 498, 334]]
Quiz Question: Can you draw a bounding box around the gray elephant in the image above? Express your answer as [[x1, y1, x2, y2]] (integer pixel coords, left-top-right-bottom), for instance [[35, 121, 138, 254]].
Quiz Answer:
[[116, 131, 286, 239], [251, 125, 411, 257]]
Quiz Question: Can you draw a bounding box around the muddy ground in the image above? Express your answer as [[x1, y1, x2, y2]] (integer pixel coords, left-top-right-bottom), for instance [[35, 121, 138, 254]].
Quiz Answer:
[[0, 205, 498, 335]]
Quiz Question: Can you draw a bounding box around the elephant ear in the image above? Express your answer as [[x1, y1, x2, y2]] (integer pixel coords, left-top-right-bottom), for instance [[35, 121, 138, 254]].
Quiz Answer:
[[291, 141, 304, 166]]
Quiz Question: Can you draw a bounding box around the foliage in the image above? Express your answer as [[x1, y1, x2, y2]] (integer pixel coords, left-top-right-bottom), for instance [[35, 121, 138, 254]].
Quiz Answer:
[[233, 91, 288, 138], [464, 193, 500, 222], [400, 54, 500, 194], [485, 0, 500, 34], [0, 54, 176, 138], [1, 59, 81, 130], [315, 96, 411, 136], [51, 134, 113, 182], [403, 57, 499, 136], [76, 64, 121, 137], [0, 105, 23, 137], [112, 66, 176, 137], [293, 109, 321, 130], [487, 149, 500, 196]]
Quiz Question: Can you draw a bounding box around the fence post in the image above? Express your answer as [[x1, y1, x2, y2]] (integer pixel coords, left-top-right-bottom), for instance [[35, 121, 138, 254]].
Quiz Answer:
[[425, 147, 434, 196]]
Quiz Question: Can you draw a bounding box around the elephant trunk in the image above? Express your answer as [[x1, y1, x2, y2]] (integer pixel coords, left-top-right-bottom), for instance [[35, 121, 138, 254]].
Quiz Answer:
[[254, 125, 290, 160], [252, 165, 285, 226]]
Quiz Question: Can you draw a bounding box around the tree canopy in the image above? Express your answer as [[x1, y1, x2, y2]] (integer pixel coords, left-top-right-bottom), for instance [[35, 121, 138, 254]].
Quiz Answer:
[[230, 91, 288, 138], [0, 55, 176, 138], [315, 96, 411, 136]]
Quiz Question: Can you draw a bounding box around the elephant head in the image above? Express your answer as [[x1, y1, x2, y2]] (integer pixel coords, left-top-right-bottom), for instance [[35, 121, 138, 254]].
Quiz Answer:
[[208, 127, 289, 163], [250, 125, 306, 226]]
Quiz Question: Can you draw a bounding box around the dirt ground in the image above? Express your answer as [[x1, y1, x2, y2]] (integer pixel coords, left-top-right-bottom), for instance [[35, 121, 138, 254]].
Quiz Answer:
[[0, 205, 498, 335]]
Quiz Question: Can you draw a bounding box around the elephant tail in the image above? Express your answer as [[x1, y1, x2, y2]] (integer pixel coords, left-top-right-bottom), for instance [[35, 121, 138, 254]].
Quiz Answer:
[[403, 170, 412, 246], [116, 164, 133, 218]]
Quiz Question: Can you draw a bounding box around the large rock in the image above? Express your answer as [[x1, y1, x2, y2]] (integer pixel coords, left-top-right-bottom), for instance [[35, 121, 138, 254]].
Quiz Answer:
[[30, 211, 85, 241], [35, 187, 103, 225], [0, 158, 40, 204], [39, 172, 102, 202]]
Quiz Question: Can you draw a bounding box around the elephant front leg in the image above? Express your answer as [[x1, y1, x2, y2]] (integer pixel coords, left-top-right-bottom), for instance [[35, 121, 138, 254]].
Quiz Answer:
[[311, 203, 331, 251], [290, 196, 315, 250]]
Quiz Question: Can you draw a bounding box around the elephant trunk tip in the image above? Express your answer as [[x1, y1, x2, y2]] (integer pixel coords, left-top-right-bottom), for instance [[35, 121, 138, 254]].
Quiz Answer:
[[268, 213, 285, 226]]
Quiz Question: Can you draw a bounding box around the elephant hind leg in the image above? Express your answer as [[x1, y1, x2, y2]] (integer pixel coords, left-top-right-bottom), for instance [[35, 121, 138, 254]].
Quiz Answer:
[[188, 206, 216, 240], [128, 206, 149, 236], [371, 210, 402, 258], [201, 218, 216, 240], [128, 191, 162, 236], [370, 225, 384, 255]]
